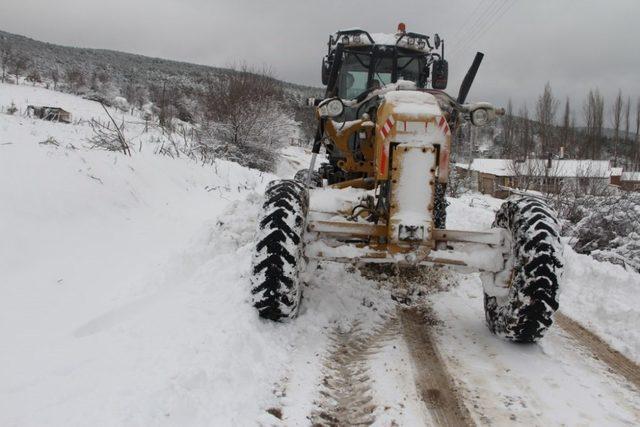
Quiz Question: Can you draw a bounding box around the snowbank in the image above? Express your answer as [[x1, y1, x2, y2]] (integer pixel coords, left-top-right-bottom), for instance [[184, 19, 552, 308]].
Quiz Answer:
[[447, 192, 640, 364], [0, 122, 278, 425], [0, 83, 398, 426], [3, 81, 640, 424], [561, 245, 640, 363]]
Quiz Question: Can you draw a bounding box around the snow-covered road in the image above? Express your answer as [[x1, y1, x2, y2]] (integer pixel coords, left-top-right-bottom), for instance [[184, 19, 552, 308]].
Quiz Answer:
[[2, 83, 640, 426]]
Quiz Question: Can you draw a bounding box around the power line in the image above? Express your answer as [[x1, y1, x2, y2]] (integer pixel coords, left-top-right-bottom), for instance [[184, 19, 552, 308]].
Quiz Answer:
[[451, 0, 516, 60], [473, 0, 517, 44], [448, 0, 507, 59], [447, 0, 493, 48], [448, 0, 505, 54], [449, 0, 515, 60]]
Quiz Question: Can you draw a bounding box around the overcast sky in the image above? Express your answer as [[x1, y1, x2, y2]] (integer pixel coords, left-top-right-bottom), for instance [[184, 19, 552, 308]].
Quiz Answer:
[[1, 0, 639, 121]]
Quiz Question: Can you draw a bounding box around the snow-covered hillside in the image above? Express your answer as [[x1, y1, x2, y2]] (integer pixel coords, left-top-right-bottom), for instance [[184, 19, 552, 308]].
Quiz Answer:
[[0, 83, 404, 425], [2, 83, 640, 426], [0, 84, 279, 424]]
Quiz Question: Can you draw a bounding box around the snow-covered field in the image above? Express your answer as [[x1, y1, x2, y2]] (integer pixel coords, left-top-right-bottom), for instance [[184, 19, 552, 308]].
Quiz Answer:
[[1, 83, 640, 426]]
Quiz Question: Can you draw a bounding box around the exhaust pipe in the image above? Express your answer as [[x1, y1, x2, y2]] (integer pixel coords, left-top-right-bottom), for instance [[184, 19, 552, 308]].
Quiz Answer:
[[457, 52, 484, 104]]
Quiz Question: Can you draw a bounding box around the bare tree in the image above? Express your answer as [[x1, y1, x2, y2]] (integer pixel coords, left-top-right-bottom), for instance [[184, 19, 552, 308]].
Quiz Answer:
[[159, 81, 168, 128], [535, 82, 559, 155], [636, 97, 640, 169], [568, 115, 578, 158], [0, 38, 14, 83], [507, 159, 538, 192], [50, 66, 60, 90], [624, 96, 631, 167], [505, 157, 565, 197], [502, 98, 515, 158], [594, 92, 605, 159], [611, 89, 623, 166], [64, 67, 86, 93], [559, 97, 571, 157], [583, 89, 605, 159], [198, 64, 291, 171], [26, 69, 42, 86], [517, 103, 533, 159], [9, 53, 29, 84]]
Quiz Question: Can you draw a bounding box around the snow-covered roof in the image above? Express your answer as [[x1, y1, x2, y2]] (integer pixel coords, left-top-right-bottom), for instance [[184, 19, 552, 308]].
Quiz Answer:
[[370, 32, 399, 45], [611, 167, 623, 176], [460, 159, 613, 178], [336, 29, 431, 52], [463, 159, 511, 176], [622, 171, 640, 182]]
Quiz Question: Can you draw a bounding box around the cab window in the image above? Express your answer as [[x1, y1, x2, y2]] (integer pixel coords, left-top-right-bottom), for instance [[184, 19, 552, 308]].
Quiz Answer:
[[338, 53, 369, 99], [371, 56, 393, 89], [397, 56, 422, 85]]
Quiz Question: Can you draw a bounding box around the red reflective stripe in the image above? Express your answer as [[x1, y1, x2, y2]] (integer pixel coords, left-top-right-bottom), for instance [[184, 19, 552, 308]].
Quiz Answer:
[[379, 117, 394, 175], [380, 116, 395, 138], [437, 116, 451, 136], [380, 143, 388, 175]]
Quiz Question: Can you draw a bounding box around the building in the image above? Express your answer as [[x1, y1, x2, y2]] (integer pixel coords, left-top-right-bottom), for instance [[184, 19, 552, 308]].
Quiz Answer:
[[621, 172, 640, 191], [610, 167, 623, 186], [27, 106, 72, 123], [456, 159, 614, 198]]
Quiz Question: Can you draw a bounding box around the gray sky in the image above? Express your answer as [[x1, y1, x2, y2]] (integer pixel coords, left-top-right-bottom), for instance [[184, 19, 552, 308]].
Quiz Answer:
[[2, 0, 639, 121]]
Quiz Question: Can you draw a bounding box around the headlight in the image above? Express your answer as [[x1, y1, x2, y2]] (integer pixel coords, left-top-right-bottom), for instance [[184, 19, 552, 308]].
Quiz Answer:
[[471, 108, 489, 126], [417, 39, 426, 49], [318, 98, 345, 118], [326, 99, 344, 117]]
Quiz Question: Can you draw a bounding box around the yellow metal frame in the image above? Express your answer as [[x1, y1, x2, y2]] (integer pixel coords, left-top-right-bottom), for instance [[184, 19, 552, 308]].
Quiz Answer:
[[315, 93, 454, 262]]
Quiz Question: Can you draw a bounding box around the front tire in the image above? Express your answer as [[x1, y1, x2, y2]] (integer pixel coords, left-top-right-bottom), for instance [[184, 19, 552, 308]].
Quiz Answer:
[[294, 169, 322, 188], [433, 182, 448, 229], [250, 180, 309, 321], [482, 197, 564, 342]]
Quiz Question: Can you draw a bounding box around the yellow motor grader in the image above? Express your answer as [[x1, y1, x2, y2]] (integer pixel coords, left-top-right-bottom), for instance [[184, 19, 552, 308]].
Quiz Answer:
[[250, 24, 564, 343]]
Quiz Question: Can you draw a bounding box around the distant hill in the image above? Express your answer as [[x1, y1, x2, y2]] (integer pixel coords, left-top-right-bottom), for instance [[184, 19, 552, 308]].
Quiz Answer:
[[0, 30, 319, 96], [575, 126, 639, 141], [0, 30, 321, 140]]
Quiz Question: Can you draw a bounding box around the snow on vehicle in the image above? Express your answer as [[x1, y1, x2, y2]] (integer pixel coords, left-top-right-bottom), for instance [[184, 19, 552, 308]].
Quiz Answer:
[[250, 24, 564, 342]]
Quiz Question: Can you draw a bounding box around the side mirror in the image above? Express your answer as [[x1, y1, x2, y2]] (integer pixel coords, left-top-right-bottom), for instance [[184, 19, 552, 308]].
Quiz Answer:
[[434, 34, 441, 50], [431, 59, 448, 90], [321, 57, 331, 86]]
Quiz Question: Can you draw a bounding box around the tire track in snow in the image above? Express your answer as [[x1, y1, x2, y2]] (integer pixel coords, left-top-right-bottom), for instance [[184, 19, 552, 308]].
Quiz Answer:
[[310, 314, 399, 425], [556, 312, 640, 392], [400, 307, 475, 427]]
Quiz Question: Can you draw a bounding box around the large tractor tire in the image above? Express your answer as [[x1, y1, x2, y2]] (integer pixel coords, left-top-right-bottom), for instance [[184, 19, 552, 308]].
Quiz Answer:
[[433, 182, 448, 229], [482, 197, 564, 343], [294, 169, 322, 188], [250, 180, 309, 321]]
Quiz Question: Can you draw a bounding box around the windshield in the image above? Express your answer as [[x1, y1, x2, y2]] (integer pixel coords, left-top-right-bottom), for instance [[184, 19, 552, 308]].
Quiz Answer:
[[371, 56, 393, 89], [337, 50, 425, 100], [338, 53, 369, 99], [398, 56, 421, 83]]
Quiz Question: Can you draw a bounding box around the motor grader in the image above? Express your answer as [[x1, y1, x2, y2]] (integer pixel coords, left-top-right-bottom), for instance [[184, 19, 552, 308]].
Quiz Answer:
[[250, 24, 564, 343]]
